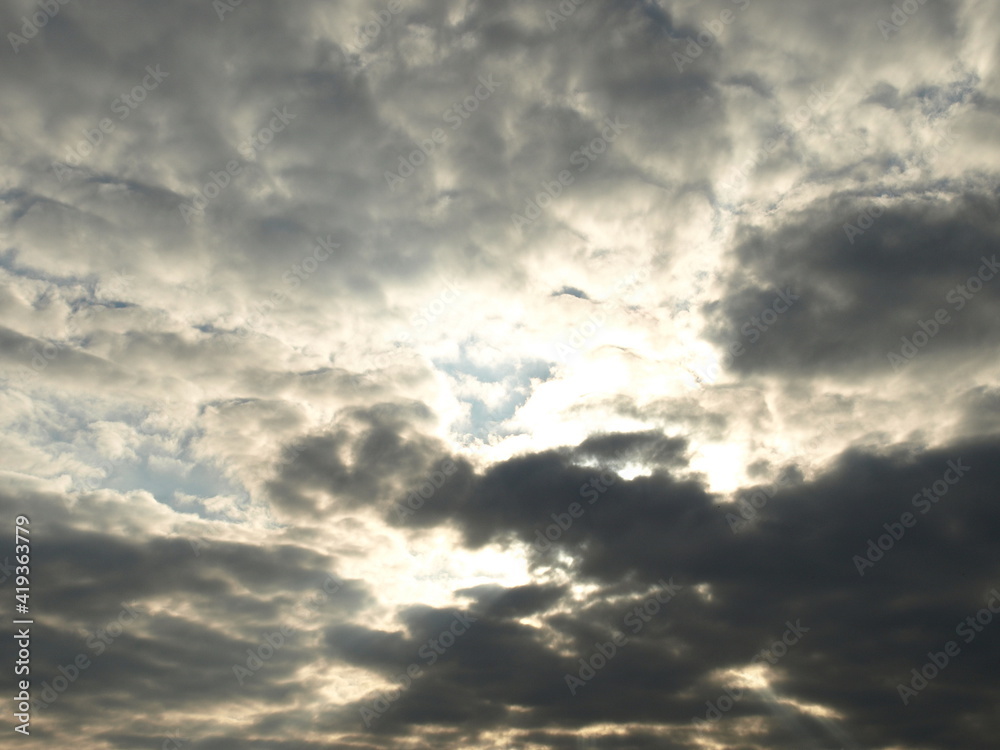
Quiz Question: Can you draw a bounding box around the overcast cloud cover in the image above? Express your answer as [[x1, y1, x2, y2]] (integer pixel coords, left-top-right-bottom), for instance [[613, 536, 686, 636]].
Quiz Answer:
[[1, 0, 1000, 747]]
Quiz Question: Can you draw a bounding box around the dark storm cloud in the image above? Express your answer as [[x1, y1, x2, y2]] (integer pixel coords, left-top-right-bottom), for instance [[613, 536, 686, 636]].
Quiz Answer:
[[264, 401, 452, 517], [327, 432, 1000, 749], [456, 582, 568, 619], [707, 190, 1000, 377], [260, 414, 1000, 746], [0, 481, 365, 746], [454, 446, 711, 557], [573, 429, 689, 467], [4, 422, 1000, 750]]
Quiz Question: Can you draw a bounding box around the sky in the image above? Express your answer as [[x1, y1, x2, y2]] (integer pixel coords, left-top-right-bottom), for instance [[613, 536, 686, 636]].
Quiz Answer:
[[1, 0, 1000, 748]]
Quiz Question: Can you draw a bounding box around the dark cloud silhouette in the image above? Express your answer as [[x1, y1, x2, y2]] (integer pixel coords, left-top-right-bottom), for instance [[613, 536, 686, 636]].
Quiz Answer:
[[709, 191, 1000, 377]]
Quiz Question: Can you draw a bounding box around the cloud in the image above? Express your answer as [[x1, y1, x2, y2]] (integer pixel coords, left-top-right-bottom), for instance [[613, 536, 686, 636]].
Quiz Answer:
[[3, 0, 1000, 747]]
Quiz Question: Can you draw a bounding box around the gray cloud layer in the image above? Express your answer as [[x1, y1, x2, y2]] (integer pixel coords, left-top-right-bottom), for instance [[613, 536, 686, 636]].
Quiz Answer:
[[2, 0, 999, 747]]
